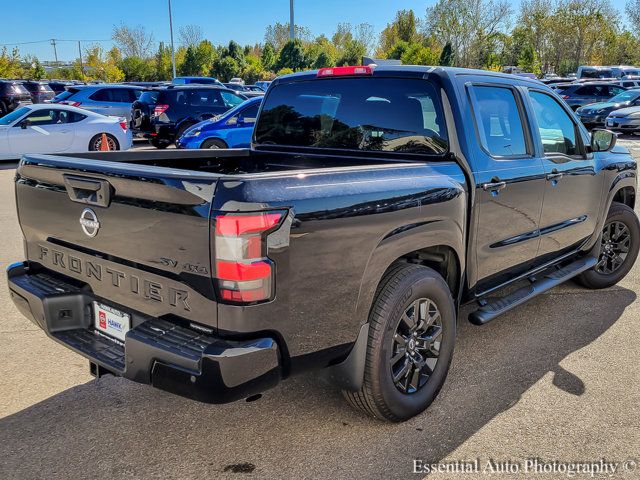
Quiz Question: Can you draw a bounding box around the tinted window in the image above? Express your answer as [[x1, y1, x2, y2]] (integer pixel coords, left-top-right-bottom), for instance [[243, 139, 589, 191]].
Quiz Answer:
[[609, 86, 625, 96], [529, 91, 579, 156], [52, 89, 77, 102], [90, 88, 135, 103], [241, 103, 260, 122], [189, 89, 223, 107], [11, 83, 29, 95], [256, 78, 448, 155], [472, 86, 527, 157]]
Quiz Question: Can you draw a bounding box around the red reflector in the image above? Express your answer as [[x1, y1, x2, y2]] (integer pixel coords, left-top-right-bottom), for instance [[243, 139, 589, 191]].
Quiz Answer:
[[561, 95, 569, 100], [317, 66, 372, 77], [221, 288, 268, 302], [119, 120, 128, 131], [216, 213, 283, 236], [216, 260, 271, 281]]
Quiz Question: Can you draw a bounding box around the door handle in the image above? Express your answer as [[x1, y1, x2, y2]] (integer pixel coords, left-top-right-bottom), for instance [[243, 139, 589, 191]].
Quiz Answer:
[[546, 171, 564, 181], [482, 181, 507, 193]]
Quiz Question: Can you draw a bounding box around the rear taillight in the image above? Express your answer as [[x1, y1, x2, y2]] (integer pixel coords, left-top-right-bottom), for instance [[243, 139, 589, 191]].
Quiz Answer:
[[561, 95, 569, 100], [213, 211, 285, 304], [62, 100, 81, 107], [154, 104, 169, 115], [119, 120, 128, 131]]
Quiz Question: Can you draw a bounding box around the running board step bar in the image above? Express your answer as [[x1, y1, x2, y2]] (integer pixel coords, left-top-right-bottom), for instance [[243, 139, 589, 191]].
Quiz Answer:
[[469, 256, 598, 326]]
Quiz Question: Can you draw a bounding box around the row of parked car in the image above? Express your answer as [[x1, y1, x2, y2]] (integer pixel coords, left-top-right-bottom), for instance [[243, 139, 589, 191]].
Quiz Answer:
[[0, 76, 271, 159]]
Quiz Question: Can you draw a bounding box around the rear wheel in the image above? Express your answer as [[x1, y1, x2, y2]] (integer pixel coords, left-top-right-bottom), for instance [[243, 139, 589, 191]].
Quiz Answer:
[[150, 138, 169, 149], [200, 138, 227, 149], [343, 264, 456, 422], [174, 123, 194, 145], [88, 133, 119, 151], [575, 202, 640, 289]]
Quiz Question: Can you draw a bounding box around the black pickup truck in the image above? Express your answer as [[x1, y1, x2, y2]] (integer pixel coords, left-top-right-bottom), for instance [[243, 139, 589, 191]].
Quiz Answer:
[[7, 66, 639, 422]]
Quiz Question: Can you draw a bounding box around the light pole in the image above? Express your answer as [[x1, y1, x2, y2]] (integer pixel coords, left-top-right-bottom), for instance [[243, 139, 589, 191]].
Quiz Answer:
[[289, 0, 294, 41], [168, 0, 176, 78]]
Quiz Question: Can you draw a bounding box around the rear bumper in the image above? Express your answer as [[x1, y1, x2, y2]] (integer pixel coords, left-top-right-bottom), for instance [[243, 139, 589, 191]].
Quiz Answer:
[[7, 261, 281, 403], [606, 117, 640, 132]]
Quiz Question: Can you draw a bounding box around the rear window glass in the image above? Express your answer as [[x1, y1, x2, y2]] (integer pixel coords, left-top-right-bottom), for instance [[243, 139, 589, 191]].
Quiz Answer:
[[52, 89, 77, 102], [139, 91, 160, 104], [255, 78, 448, 155], [12, 83, 30, 95]]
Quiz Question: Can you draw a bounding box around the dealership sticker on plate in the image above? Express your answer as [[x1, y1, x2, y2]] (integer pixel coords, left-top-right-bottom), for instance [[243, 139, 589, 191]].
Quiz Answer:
[[93, 302, 130, 342]]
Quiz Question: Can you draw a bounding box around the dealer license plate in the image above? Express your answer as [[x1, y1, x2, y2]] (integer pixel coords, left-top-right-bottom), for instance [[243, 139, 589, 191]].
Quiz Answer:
[[93, 302, 130, 342]]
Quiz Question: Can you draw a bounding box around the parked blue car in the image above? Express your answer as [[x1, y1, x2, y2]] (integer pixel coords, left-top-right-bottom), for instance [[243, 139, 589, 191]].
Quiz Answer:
[[176, 96, 262, 149]]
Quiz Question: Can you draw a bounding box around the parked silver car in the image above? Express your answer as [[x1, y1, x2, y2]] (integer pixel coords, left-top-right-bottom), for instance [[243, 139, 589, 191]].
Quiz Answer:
[[52, 84, 143, 121]]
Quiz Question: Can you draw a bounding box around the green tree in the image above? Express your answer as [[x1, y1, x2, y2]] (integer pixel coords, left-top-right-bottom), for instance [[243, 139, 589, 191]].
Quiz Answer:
[[275, 39, 308, 71], [386, 41, 411, 60], [378, 10, 422, 56], [517, 44, 542, 74], [154, 42, 173, 80], [119, 56, 154, 81], [401, 43, 439, 65], [179, 45, 199, 75], [211, 56, 240, 82], [30, 58, 46, 79], [438, 42, 454, 66], [261, 43, 277, 71], [336, 40, 366, 66]]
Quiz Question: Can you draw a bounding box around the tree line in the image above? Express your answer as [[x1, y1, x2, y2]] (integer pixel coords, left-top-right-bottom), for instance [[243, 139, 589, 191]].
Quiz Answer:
[[1, 0, 639, 82]]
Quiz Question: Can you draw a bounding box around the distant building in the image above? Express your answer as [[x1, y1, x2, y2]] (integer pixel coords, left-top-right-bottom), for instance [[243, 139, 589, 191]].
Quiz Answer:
[[362, 57, 402, 67]]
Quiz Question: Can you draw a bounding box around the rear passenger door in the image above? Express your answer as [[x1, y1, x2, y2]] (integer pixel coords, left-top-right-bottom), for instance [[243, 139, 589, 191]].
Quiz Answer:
[[468, 83, 546, 289], [525, 89, 602, 261]]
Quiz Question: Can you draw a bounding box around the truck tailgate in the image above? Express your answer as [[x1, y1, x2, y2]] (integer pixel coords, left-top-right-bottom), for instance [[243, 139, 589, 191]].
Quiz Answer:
[[15, 154, 220, 328]]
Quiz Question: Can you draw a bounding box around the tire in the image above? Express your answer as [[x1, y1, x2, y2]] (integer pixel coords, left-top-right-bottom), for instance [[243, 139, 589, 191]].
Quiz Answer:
[[88, 133, 119, 151], [174, 123, 193, 145], [150, 138, 168, 149], [575, 202, 640, 289], [343, 264, 456, 422], [200, 138, 227, 149]]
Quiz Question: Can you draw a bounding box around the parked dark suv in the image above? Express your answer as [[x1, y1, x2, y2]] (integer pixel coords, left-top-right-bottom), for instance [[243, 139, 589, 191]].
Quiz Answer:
[[0, 80, 32, 116], [556, 82, 626, 110], [20, 80, 55, 104], [132, 85, 246, 148]]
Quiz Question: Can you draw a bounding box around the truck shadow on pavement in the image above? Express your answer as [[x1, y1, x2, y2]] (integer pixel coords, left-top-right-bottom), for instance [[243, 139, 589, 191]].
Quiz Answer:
[[0, 285, 635, 480]]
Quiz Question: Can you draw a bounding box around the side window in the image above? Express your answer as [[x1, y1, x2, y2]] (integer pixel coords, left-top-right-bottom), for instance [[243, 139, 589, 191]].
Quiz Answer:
[[191, 89, 223, 107], [24, 109, 57, 126], [240, 104, 259, 123], [67, 111, 87, 123], [221, 91, 244, 108], [111, 89, 133, 103], [610, 86, 625, 96], [89, 88, 111, 101], [529, 91, 579, 157], [472, 85, 528, 157]]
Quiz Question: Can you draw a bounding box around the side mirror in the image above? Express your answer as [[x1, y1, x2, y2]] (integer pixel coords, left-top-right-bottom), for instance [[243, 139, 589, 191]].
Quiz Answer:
[[591, 128, 617, 152], [20, 119, 30, 129]]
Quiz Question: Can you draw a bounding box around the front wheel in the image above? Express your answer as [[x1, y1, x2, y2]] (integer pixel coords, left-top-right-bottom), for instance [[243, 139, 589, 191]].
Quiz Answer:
[[343, 264, 456, 422], [575, 202, 640, 289], [200, 138, 227, 149]]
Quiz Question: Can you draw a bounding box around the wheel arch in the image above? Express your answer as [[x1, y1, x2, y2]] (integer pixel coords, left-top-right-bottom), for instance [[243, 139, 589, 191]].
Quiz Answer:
[[612, 185, 636, 210]]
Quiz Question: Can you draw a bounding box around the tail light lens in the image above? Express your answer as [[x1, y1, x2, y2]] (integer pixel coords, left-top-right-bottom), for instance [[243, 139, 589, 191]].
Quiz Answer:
[[561, 95, 570, 100], [62, 100, 81, 107], [214, 211, 285, 304], [154, 104, 169, 116], [119, 120, 128, 131]]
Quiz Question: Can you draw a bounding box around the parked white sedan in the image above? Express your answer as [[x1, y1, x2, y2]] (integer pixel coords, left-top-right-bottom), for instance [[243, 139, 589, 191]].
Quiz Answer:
[[0, 104, 132, 160]]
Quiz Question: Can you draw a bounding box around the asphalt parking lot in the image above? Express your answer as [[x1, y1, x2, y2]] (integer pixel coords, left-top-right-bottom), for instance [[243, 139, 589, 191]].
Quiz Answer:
[[0, 138, 639, 480]]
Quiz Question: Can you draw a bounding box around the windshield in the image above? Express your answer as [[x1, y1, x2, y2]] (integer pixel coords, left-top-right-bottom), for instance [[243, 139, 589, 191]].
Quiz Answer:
[[0, 106, 29, 125], [610, 91, 640, 103], [255, 77, 448, 155]]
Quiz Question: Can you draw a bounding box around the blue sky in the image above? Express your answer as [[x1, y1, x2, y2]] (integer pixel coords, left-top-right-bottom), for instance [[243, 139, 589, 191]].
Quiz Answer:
[[1, 0, 632, 61]]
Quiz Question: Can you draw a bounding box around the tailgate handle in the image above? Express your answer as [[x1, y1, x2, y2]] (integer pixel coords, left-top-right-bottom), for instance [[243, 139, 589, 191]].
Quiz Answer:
[[63, 174, 112, 207]]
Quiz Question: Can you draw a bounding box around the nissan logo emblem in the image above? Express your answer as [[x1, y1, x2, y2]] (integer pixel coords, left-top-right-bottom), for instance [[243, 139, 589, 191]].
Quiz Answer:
[[79, 208, 100, 237]]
